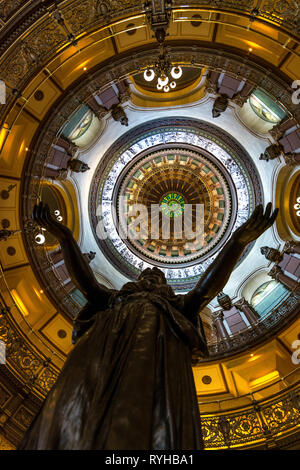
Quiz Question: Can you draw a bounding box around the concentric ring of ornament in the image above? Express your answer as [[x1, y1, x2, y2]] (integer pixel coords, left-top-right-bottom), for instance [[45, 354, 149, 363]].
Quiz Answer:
[[90, 118, 262, 290], [115, 147, 234, 265], [161, 193, 185, 218]]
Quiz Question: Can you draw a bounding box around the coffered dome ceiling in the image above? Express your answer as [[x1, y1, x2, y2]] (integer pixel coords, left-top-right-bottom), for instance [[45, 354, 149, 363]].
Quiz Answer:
[[90, 117, 262, 290]]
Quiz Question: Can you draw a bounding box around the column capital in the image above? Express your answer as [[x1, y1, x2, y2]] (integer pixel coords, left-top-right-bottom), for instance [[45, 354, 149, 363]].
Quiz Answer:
[[231, 93, 248, 107], [205, 77, 218, 94], [211, 310, 224, 322], [234, 297, 248, 308], [268, 264, 282, 279], [94, 105, 108, 119], [283, 240, 300, 254], [283, 152, 300, 166], [269, 122, 282, 140], [268, 265, 299, 292], [86, 97, 107, 119], [211, 310, 230, 340], [55, 136, 78, 157]]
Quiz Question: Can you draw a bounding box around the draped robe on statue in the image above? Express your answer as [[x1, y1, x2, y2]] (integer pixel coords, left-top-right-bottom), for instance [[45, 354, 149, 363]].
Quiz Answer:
[[19, 279, 208, 450]]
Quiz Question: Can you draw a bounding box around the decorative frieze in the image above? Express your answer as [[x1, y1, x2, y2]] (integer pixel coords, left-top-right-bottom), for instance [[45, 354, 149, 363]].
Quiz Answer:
[[269, 265, 300, 293]]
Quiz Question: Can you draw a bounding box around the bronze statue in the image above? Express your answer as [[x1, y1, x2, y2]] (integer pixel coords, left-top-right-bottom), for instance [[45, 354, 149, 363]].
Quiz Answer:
[[19, 202, 278, 450]]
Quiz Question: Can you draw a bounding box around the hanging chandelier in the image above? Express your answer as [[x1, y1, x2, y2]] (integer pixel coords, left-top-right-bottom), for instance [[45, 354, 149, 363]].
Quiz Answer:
[[143, 46, 183, 92], [142, 1, 182, 93]]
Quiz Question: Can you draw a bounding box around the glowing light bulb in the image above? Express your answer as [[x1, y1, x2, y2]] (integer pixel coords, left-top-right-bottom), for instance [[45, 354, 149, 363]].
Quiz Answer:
[[57, 216, 63, 222], [54, 210, 60, 216], [156, 83, 163, 90], [144, 69, 155, 82], [158, 75, 169, 87], [171, 66, 182, 79], [35, 233, 46, 245], [164, 85, 170, 92], [170, 81, 176, 89]]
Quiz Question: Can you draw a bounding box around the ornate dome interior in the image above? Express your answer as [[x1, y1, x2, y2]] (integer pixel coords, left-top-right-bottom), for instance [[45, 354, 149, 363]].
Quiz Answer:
[[0, 0, 299, 450]]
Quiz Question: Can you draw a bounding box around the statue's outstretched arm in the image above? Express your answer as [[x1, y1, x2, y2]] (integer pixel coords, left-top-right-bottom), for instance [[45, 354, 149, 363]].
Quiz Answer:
[[33, 202, 111, 304], [184, 203, 278, 314]]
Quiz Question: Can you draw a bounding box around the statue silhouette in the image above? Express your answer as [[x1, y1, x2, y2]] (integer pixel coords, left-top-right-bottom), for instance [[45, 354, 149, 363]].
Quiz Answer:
[[19, 202, 278, 450]]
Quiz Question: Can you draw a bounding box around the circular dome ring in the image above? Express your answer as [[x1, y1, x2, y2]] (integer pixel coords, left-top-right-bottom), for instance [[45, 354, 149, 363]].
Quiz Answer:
[[114, 146, 235, 266]]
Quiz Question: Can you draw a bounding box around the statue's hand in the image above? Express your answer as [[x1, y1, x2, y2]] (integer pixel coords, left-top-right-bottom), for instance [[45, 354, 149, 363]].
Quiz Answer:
[[232, 203, 278, 247], [33, 202, 72, 241]]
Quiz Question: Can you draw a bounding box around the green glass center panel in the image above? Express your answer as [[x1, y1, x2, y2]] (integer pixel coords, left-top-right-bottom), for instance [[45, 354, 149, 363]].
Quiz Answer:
[[161, 192, 185, 218]]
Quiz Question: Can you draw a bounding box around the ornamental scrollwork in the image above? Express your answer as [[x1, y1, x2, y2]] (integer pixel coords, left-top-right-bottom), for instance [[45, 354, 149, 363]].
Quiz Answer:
[[0, 310, 59, 397], [261, 0, 300, 33]]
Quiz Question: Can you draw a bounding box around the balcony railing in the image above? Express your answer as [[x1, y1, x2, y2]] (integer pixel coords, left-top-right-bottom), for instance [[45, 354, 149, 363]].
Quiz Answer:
[[0, 262, 61, 399], [0, 261, 300, 449], [199, 368, 300, 449], [193, 291, 300, 362]]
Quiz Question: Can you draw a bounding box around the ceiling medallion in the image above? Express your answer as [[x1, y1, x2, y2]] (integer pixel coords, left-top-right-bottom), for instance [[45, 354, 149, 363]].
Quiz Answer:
[[115, 148, 233, 266], [90, 118, 262, 291], [161, 193, 185, 218]]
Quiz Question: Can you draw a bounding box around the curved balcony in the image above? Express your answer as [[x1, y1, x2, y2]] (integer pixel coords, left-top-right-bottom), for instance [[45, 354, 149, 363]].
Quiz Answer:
[[200, 368, 300, 449], [0, 258, 299, 448], [202, 290, 300, 361]]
